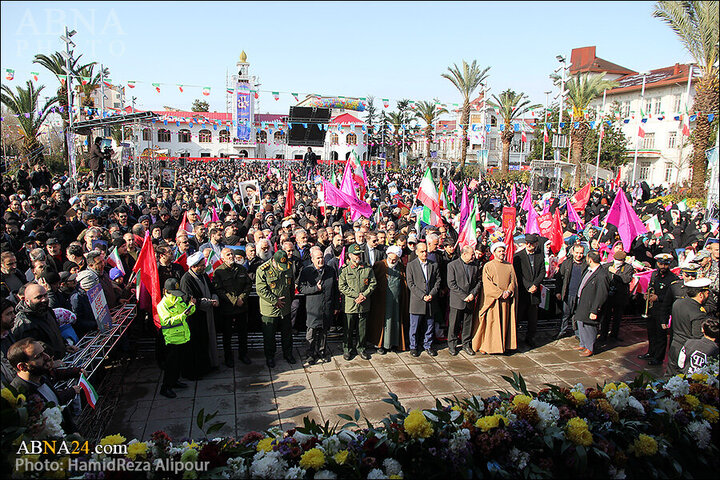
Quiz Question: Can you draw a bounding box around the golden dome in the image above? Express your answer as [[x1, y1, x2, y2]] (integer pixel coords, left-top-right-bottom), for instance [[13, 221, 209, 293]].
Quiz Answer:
[[239, 51, 247, 63]]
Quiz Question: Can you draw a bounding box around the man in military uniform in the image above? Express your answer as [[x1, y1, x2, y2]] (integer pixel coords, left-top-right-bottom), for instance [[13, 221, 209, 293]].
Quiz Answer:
[[638, 253, 677, 365], [213, 248, 252, 366], [667, 278, 712, 375], [663, 264, 699, 315], [338, 243, 377, 360], [255, 250, 296, 368]]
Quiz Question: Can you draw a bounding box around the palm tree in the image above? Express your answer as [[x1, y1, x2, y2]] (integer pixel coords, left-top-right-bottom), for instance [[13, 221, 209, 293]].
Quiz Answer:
[[387, 111, 404, 163], [653, 1, 719, 196], [1, 81, 58, 165], [415, 100, 448, 158], [558, 73, 617, 188], [76, 63, 110, 108], [441, 60, 490, 170], [489, 89, 541, 174]]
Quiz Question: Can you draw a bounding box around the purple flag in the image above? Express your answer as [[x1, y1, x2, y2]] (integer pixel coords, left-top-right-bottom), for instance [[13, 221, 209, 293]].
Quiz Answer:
[[520, 186, 532, 211], [510, 184, 517, 205], [447, 180, 457, 205], [589, 215, 599, 227], [526, 206, 540, 234], [460, 186, 470, 227], [566, 198, 584, 229], [604, 189, 648, 252]]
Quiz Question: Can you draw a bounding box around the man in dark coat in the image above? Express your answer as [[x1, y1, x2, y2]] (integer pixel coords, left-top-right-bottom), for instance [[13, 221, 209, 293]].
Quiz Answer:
[[638, 253, 678, 365], [213, 248, 252, 366], [667, 278, 712, 375], [554, 244, 588, 339], [574, 251, 610, 357], [513, 233, 546, 347], [446, 245, 482, 355], [600, 250, 635, 341], [303, 147, 317, 177], [88, 137, 104, 191], [297, 247, 340, 365], [406, 242, 441, 356], [12, 283, 73, 359]]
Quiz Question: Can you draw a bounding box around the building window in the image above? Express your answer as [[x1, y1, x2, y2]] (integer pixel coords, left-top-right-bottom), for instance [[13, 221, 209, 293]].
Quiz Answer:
[[142, 128, 152, 141], [157, 129, 171, 143], [257, 131, 267, 144], [219, 130, 230, 143], [275, 154, 284, 159], [653, 98, 661, 115], [274, 131, 286, 144], [673, 95, 682, 113], [346, 133, 357, 145], [490, 137, 497, 151], [641, 132, 655, 149], [622, 101, 630, 118], [198, 129, 212, 143], [668, 131, 677, 149], [510, 141, 521, 153], [200, 152, 211, 158], [490, 116, 497, 127], [664, 163, 674, 183], [331, 133, 339, 145], [330, 151, 339, 160], [639, 161, 651, 181], [644, 99, 652, 116], [178, 129, 191, 143]]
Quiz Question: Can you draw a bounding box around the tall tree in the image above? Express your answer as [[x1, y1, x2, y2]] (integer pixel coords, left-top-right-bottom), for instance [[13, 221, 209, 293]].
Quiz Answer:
[[553, 72, 617, 188], [364, 96, 377, 157], [441, 60, 490, 170], [653, 1, 719, 196], [581, 103, 629, 169], [192, 99, 210, 112], [76, 63, 109, 108], [489, 89, 541, 174], [387, 111, 404, 163], [1, 81, 58, 165], [415, 100, 448, 158]]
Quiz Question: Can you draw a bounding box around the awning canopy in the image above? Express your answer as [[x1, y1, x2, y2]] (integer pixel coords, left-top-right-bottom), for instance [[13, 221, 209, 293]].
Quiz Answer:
[[70, 112, 158, 133]]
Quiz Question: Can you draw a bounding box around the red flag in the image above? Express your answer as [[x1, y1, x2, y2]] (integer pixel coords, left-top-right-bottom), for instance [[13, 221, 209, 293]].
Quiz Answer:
[[502, 207, 516, 262], [174, 252, 188, 272], [569, 182, 592, 211], [132, 233, 162, 329], [681, 119, 690, 137], [549, 209, 564, 254], [284, 174, 295, 217], [610, 169, 621, 190], [537, 212, 553, 239], [638, 125, 645, 138], [521, 131, 527, 143], [543, 128, 549, 143]]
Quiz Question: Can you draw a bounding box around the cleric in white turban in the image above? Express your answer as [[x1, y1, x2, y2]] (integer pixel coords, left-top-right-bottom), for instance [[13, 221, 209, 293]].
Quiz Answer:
[[367, 243, 410, 352]]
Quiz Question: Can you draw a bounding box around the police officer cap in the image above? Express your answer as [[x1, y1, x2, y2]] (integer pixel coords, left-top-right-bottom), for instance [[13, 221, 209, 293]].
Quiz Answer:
[[348, 244, 363, 256], [706, 238, 719, 246], [273, 250, 290, 270], [654, 253, 673, 263], [693, 250, 711, 262], [684, 278, 711, 289], [164, 278, 185, 297], [681, 264, 699, 275]]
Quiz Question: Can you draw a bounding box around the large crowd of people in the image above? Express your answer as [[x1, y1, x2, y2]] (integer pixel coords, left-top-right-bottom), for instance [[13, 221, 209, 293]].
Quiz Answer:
[[1, 157, 718, 401]]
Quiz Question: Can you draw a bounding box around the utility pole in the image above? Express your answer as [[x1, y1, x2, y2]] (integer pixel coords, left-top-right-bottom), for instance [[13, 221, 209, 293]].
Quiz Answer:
[[542, 90, 551, 160], [61, 27, 77, 194], [631, 73, 648, 184], [554, 55, 569, 162], [594, 89, 607, 184]]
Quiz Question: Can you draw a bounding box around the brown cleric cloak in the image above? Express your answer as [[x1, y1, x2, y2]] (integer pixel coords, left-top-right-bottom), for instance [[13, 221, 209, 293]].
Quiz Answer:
[[471, 258, 518, 354], [367, 259, 410, 351]]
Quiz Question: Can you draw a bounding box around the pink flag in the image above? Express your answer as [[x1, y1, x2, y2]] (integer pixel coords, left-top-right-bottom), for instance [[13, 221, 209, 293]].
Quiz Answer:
[[211, 207, 220, 223], [604, 189, 647, 252], [589, 215, 599, 227], [339, 246, 346, 268], [460, 186, 470, 227], [510, 184, 517, 205], [323, 179, 373, 220], [520, 186, 532, 212], [525, 206, 540, 235], [632, 269, 656, 294], [566, 198, 584, 230], [447, 180, 457, 205]]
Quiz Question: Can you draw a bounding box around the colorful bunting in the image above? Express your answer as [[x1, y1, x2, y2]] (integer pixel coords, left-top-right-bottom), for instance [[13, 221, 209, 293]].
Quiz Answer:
[[202, 87, 211, 96]]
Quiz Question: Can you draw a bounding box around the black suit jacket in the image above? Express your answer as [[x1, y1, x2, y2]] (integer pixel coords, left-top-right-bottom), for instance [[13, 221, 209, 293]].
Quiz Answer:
[[513, 249, 546, 305], [554, 258, 588, 302], [364, 245, 386, 266], [447, 258, 482, 310], [574, 266, 610, 326], [406, 258, 441, 315]]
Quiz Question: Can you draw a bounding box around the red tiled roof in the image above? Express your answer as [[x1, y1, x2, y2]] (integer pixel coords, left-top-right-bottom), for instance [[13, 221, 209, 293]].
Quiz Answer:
[[330, 113, 363, 124], [607, 63, 694, 94], [569, 46, 636, 76]]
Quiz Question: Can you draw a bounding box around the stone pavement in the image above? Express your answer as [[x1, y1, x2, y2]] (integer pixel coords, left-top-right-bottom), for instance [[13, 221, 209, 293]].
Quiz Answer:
[[105, 323, 663, 441]]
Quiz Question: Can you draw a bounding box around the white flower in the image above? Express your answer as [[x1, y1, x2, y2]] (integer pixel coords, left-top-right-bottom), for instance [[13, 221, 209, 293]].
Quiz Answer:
[[664, 376, 690, 397], [337, 430, 357, 444], [509, 447, 530, 470], [227, 457, 248, 479], [529, 399, 559, 429], [320, 435, 341, 456], [606, 386, 630, 411], [449, 410, 462, 422], [449, 428, 470, 454], [250, 451, 288, 479], [608, 465, 627, 479], [284, 466, 305, 479], [686, 420, 712, 449], [383, 458, 403, 477], [468, 396, 485, 413], [314, 471, 338, 480], [423, 411, 439, 422], [367, 468, 387, 479], [627, 396, 645, 415], [292, 431, 313, 445], [571, 383, 585, 393], [656, 397, 679, 415], [41, 406, 65, 438]]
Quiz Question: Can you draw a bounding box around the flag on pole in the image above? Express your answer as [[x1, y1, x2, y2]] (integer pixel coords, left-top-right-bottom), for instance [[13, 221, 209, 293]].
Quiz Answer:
[[510, 184, 517, 205], [106, 247, 125, 276], [520, 186, 532, 212], [284, 174, 295, 217], [202, 87, 211, 96], [211, 207, 221, 223], [457, 202, 478, 250], [447, 180, 457, 206], [460, 185, 470, 227], [292, 92, 299, 102], [609, 169, 621, 190], [521, 131, 527, 143], [543, 127, 549, 143], [78, 373, 98, 409], [604, 189, 648, 251], [638, 125, 645, 138], [645, 215, 662, 236], [133, 233, 162, 328], [339, 246, 346, 268], [210, 179, 220, 192], [174, 252, 188, 272], [152, 83, 161, 93], [204, 250, 223, 279], [482, 213, 501, 232], [223, 194, 235, 209], [549, 209, 564, 254], [566, 198, 584, 230], [502, 207, 517, 261], [201, 210, 211, 225], [416, 168, 441, 226], [569, 182, 592, 211], [127, 81, 136, 88], [81, 76, 90, 85], [177, 84, 184, 93]]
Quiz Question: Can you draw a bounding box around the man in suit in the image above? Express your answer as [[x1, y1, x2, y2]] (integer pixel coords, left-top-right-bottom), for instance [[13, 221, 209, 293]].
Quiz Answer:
[[303, 147, 317, 177], [364, 232, 386, 267], [600, 250, 635, 342], [406, 242, 441, 357], [574, 251, 610, 357], [446, 245, 482, 355], [554, 244, 588, 339], [88, 137, 104, 191], [513, 233, 546, 347]]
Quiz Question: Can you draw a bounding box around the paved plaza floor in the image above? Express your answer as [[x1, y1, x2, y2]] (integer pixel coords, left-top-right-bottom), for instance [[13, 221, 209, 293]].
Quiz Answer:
[[104, 323, 663, 441]]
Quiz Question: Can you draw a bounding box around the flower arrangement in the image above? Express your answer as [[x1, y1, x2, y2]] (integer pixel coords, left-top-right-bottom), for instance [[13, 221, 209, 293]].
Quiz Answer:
[[2, 368, 719, 479]]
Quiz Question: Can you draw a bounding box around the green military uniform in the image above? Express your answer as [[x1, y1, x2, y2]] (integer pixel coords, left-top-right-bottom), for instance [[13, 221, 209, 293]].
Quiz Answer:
[[338, 244, 377, 357], [157, 279, 195, 392], [255, 251, 295, 365], [213, 261, 252, 362]]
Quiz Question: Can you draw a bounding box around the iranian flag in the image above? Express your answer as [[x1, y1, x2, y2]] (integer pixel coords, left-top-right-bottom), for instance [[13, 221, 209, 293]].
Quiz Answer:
[[78, 373, 98, 409], [457, 202, 478, 250], [292, 92, 299, 102], [31, 71, 39, 81], [210, 179, 220, 192], [677, 198, 688, 212], [272, 91, 280, 101], [202, 87, 211, 96], [416, 168, 441, 226], [81, 76, 90, 85], [645, 215, 662, 236], [127, 81, 136, 88], [103, 79, 112, 88], [383, 98, 389, 108], [177, 84, 184, 93], [681, 115, 691, 137], [638, 125, 645, 138], [482, 213, 501, 232], [106, 246, 126, 276], [223, 194, 235, 209], [201, 210, 212, 225], [5, 69, 14, 81], [543, 127, 549, 143], [178, 211, 195, 236], [204, 251, 223, 279], [152, 83, 161, 93]]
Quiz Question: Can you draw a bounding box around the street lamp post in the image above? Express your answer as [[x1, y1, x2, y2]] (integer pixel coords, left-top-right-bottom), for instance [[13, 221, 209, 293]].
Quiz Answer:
[[554, 55, 568, 163], [542, 90, 551, 160], [631, 72, 648, 184], [594, 89, 607, 184], [60, 27, 77, 194]]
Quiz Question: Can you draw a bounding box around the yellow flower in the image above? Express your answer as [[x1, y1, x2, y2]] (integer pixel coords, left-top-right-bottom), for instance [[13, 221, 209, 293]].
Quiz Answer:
[[618, 382, 629, 390], [690, 373, 708, 383], [702, 405, 719, 423], [403, 410, 434, 439], [256, 437, 275, 453], [566, 417, 593, 446], [100, 434, 126, 446], [1, 388, 17, 407], [631, 434, 658, 457], [333, 450, 349, 465], [299, 448, 325, 470], [512, 394, 532, 407], [602, 383, 617, 394], [126, 442, 147, 460], [389, 476, 403, 480], [684, 394, 700, 410], [474, 414, 509, 433], [570, 392, 587, 406]]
